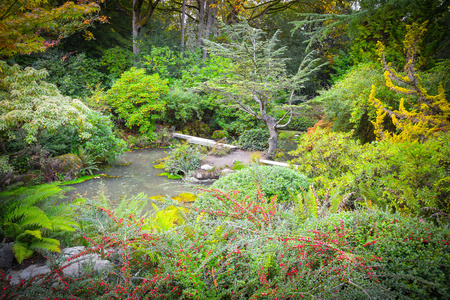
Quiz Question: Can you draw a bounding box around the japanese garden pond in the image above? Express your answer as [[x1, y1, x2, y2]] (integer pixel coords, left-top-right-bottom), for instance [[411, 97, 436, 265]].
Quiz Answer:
[[65, 148, 196, 201]]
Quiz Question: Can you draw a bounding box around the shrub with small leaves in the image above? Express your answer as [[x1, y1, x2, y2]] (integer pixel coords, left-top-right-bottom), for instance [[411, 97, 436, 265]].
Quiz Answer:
[[195, 165, 310, 212], [106, 68, 168, 137], [238, 128, 270, 151], [1, 189, 448, 299], [164, 142, 203, 176]]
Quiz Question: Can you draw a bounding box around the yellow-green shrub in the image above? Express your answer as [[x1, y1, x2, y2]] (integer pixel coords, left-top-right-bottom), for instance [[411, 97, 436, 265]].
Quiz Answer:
[[106, 68, 168, 137]]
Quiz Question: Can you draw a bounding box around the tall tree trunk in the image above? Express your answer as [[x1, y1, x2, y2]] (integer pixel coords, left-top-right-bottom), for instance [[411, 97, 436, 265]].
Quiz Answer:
[[181, 0, 186, 54], [202, 0, 214, 61], [132, 0, 141, 57], [264, 115, 279, 159], [197, 0, 205, 48]]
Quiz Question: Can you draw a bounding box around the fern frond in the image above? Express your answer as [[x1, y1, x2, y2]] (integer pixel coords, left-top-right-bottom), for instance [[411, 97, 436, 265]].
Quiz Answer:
[[16, 229, 42, 240], [12, 242, 34, 264], [48, 216, 77, 232], [29, 237, 61, 253], [9, 206, 52, 229], [115, 193, 148, 218], [3, 222, 21, 239]]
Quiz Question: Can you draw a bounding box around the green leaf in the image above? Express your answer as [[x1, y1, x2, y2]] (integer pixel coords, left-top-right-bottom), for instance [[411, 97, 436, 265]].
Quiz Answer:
[[17, 229, 42, 240], [12, 242, 34, 264], [29, 238, 60, 253]]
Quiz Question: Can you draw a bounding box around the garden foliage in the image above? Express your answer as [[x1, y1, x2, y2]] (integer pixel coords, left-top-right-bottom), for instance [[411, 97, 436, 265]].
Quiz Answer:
[[163, 143, 203, 176], [370, 22, 450, 142], [237, 128, 270, 151], [0, 183, 76, 263], [290, 128, 450, 215], [106, 68, 168, 137], [1, 189, 448, 299], [317, 63, 402, 143], [195, 165, 310, 211], [31, 50, 106, 98]]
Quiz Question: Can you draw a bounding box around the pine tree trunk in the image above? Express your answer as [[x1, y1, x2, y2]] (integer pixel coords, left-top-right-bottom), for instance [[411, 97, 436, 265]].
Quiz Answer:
[[264, 115, 279, 159]]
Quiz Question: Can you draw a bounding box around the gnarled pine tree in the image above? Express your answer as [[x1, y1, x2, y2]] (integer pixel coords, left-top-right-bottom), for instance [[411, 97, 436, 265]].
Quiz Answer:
[[202, 21, 324, 158]]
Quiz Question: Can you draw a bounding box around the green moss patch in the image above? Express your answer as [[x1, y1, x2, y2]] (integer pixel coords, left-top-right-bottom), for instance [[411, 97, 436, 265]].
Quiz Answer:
[[158, 172, 183, 179]]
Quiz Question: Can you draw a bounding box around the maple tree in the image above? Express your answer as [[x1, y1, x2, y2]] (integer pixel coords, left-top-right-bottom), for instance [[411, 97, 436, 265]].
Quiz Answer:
[[0, 0, 105, 59]]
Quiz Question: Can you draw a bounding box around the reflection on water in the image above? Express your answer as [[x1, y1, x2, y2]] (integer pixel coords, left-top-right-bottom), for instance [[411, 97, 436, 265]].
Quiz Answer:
[[277, 139, 298, 162], [65, 148, 195, 201]]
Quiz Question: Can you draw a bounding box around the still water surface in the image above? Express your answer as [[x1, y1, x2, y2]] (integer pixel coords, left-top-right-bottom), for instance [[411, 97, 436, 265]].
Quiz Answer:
[[65, 148, 195, 201]]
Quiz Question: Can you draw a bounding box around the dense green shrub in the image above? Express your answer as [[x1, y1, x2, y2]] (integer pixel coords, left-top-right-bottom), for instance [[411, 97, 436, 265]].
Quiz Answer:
[[164, 143, 203, 175], [317, 63, 402, 143], [316, 210, 450, 298], [31, 50, 106, 98], [3, 190, 448, 299], [81, 110, 126, 163], [273, 110, 316, 132], [290, 129, 450, 214], [160, 85, 204, 127], [100, 46, 133, 79], [238, 128, 270, 151], [144, 47, 200, 82], [106, 68, 168, 137], [196, 165, 310, 212], [35, 111, 124, 164], [290, 128, 361, 182], [286, 116, 316, 131], [38, 127, 79, 156]]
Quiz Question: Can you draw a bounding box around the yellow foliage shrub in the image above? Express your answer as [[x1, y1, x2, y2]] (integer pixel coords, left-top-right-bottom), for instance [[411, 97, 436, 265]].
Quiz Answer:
[[369, 22, 450, 142]]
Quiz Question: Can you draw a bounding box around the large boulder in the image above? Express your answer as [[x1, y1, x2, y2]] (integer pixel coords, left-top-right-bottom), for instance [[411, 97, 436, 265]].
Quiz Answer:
[[0, 243, 14, 268], [7, 246, 112, 285]]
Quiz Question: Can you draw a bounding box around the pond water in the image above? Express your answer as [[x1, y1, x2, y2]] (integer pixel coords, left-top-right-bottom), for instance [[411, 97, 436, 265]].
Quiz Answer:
[[65, 148, 196, 201]]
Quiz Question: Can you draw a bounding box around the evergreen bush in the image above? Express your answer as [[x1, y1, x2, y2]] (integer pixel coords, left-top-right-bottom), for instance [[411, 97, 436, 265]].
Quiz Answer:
[[238, 128, 270, 151], [164, 143, 203, 175], [106, 68, 168, 138], [290, 129, 450, 215], [195, 165, 310, 212]]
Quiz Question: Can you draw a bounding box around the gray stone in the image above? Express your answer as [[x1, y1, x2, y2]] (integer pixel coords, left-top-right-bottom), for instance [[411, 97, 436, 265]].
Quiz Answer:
[[61, 246, 85, 257], [61, 246, 112, 277], [195, 172, 203, 179], [62, 254, 112, 277], [7, 246, 112, 285], [200, 164, 214, 171], [9, 264, 51, 285], [50, 153, 82, 174], [220, 168, 234, 177], [0, 243, 14, 268]]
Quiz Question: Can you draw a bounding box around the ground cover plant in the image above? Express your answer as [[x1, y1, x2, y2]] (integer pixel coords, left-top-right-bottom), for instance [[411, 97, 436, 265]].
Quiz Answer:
[[196, 164, 310, 209], [1, 186, 449, 299]]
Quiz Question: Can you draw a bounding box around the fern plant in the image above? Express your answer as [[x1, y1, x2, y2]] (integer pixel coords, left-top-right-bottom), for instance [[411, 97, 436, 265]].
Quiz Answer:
[[296, 185, 353, 219], [0, 183, 76, 263]]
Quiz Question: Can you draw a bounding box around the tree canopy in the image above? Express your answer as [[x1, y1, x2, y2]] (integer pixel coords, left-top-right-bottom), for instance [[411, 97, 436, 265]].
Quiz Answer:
[[0, 0, 104, 59]]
